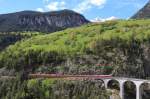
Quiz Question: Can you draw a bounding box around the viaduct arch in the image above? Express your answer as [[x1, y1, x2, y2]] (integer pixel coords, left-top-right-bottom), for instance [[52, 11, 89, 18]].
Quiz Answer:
[[102, 78, 150, 99]]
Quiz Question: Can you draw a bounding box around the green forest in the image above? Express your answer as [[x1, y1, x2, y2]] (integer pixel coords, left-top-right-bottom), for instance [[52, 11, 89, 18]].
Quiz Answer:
[[0, 77, 108, 99]]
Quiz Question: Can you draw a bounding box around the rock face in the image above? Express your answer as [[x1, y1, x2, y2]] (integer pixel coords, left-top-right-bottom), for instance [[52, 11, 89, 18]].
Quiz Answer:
[[131, 0, 150, 19], [0, 10, 89, 33]]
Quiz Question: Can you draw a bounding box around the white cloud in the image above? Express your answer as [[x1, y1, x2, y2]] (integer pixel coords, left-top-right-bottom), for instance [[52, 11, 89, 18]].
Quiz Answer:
[[74, 0, 106, 13], [91, 16, 118, 22], [90, 0, 106, 6], [36, 8, 44, 12], [46, 1, 66, 11], [73, 1, 91, 13], [106, 16, 118, 20]]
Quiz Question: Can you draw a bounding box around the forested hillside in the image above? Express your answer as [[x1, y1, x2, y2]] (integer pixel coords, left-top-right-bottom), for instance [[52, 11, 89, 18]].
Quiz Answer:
[[0, 20, 150, 78], [0, 77, 108, 99], [0, 32, 42, 51]]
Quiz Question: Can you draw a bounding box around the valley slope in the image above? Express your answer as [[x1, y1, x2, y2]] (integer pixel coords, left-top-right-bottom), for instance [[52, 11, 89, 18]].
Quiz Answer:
[[0, 20, 150, 78]]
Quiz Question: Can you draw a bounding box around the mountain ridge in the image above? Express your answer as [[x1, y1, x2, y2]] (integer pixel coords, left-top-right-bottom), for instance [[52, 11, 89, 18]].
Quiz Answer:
[[131, 0, 150, 19], [0, 9, 90, 33]]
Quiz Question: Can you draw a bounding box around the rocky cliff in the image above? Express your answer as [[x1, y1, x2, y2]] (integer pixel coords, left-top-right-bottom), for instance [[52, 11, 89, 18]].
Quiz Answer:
[[131, 0, 150, 19], [0, 10, 89, 33]]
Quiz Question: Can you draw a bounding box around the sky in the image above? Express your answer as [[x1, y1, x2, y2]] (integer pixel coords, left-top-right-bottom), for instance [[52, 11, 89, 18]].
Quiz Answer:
[[0, 0, 149, 21]]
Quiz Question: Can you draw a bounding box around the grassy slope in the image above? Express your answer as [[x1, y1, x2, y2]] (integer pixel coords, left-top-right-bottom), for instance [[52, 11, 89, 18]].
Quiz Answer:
[[1, 20, 150, 76]]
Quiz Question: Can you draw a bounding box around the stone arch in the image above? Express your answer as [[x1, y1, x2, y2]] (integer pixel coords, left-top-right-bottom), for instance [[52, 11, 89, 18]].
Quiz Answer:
[[140, 82, 150, 99], [107, 79, 120, 90], [100, 78, 150, 99], [102, 79, 111, 88], [124, 80, 136, 99], [107, 79, 124, 99]]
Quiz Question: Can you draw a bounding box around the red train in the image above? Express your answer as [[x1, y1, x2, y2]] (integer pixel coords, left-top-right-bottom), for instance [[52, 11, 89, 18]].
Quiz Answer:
[[29, 74, 112, 79]]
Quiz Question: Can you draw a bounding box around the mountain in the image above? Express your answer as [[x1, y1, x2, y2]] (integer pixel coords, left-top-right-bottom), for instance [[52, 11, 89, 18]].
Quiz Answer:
[[0, 20, 150, 99], [131, 0, 150, 19], [0, 10, 89, 33]]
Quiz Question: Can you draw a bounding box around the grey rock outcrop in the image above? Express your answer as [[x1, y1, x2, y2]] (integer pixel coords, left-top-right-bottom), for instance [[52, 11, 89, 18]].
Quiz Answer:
[[0, 9, 89, 33], [131, 0, 150, 19]]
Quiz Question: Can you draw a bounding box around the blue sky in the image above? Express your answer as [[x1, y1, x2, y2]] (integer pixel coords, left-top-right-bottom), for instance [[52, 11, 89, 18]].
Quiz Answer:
[[0, 0, 148, 21]]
